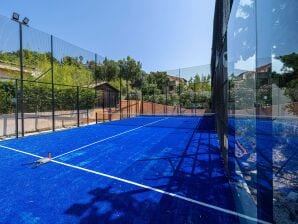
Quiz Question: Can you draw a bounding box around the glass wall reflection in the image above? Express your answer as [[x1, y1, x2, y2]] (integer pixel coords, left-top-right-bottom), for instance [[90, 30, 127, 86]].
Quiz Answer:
[[227, 0, 258, 220], [227, 0, 298, 223]]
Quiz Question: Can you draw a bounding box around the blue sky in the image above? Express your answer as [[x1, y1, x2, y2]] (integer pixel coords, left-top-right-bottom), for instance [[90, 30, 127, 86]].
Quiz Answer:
[[0, 0, 215, 72]]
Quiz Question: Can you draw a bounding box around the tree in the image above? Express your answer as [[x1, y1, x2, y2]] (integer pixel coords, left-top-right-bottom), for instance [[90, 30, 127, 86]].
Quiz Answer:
[[147, 72, 169, 92], [118, 56, 143, 88], [273, 53, 298, 115], [94, 57, 120, 82]]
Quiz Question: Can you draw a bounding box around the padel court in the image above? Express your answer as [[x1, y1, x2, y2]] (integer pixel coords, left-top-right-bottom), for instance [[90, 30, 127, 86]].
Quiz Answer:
[[0, 115, 267, 224]]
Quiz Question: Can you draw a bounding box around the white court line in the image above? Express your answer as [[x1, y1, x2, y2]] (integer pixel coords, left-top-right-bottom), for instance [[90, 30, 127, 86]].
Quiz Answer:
[[0, 144, 271, 224], [52, 117, 168, 159], [130, 115, 213, 119], [0, 145, 43, 159]]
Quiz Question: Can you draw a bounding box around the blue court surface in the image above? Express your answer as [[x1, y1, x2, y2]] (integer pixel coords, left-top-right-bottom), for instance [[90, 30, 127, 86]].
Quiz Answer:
[[229, 117, 298, 195], [0, 115, 262, 224]]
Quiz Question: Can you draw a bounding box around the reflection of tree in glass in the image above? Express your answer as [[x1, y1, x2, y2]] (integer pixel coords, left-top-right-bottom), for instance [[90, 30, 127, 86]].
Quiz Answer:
[[273, 53, 298, 115]]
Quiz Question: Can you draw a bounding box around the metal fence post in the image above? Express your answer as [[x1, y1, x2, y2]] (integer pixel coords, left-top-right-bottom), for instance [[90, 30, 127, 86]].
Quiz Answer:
[[94, 53, 98, 122], [126, 70, 129, 118], [114, 92, 117, 112], [119, 73, 122, 119], [135, 89, 137, 116], [163, 88, 165, 115], [165, 85, 168, 115], [19, 23, 25, 136], [15, 79, 19, 138], [77, 86, 80, 127], [51, 35, 55, 131], [152, 87, 154, 115], [87, 108, 89, 124], [194, 81, 196, 116], [102, 90, 105, 122], [108, 88, 111, 121], [178, 68, 181, 116], [141, 73, 144, 115], [141, 90, 144, 115]]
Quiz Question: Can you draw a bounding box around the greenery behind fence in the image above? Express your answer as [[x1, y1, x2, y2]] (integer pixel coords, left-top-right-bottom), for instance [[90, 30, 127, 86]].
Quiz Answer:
[[0, 14, 212, 116], [0, 80, 96, 114]]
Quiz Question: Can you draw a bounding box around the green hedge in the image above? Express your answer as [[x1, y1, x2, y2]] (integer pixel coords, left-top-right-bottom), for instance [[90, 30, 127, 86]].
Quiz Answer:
[[0, 80, 96, 114]]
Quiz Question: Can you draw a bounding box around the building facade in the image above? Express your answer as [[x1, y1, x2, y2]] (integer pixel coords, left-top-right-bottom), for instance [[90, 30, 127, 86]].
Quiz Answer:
[[211, 0, 298, 223]]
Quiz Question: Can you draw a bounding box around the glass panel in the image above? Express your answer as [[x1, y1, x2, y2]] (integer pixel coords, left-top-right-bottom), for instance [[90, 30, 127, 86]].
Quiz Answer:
[[54, 84, 78, 129], [0, 78, 17, 138], [0, 15, 19, 138], [79, 87, 96, 126], [22, 26, 53, 134], [256, 0, 298, 223], [94, 58, 122, 121], [0, 15, 106, 136], [227, 0, 258, 220], [143, 71, 170, 116], [22, 25, 51, 81], [142, 73, 155, 115], [164, 68, 181, 115], [0, 15, 20, 79], [165, 65, 212, 116], [108, 64, 121, 121], [22, 80, 52, 135], [52, 37, 95, 86]]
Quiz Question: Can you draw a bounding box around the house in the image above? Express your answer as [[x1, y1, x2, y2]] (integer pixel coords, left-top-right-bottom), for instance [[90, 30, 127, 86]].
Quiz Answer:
[[237, 71, 255, 80], [236, 63, 272, 82], [90, 82, 119, 108], [167, 75, 187, 91], [256, 63, 271, 73]]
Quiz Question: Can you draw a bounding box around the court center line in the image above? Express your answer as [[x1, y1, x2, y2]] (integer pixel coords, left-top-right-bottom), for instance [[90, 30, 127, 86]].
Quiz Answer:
[[0, 144, 271, 224], [52, 117, 168, 159]]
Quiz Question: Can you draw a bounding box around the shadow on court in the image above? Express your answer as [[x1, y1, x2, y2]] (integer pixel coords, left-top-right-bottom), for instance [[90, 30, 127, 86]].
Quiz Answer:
[[64, 116, 240, 223]]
